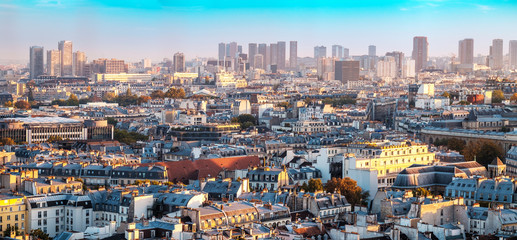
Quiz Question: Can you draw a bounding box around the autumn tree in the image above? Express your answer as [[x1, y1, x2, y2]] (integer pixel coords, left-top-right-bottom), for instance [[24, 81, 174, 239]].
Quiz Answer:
[[462, 140, 504, 167], [14, 100, 31, 110], [150, 90, 165, 99], [0, 137, 15, 146], [492, 90, 505, 103], [102, 92, 117, 102], [4, 101, 13, 107], [30, 229, 51, 240], [324, 177, 369, 211], [413, 187, 432, 197], [165, 87, 186, 99], [137, 95, 152, 105], [441, 91, 451, 98], [511, 93, 517, 102]]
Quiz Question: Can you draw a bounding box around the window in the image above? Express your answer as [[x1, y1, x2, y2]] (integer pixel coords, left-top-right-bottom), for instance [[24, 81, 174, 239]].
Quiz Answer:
[[43, 211, 47, 218], [56, 210, 59, 216]]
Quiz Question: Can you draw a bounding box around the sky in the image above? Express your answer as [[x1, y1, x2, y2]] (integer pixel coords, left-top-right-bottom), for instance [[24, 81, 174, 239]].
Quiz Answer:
[[1, 0, 517, 63]]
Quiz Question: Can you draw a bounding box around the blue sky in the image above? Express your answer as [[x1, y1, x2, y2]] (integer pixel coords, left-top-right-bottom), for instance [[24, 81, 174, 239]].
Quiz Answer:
[[1, 0, 517, 63]]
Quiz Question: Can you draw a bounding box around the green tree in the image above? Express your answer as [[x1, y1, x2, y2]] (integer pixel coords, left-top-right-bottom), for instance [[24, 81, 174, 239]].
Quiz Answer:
[[3, 226, 20, 237], [231, 114, 257, 129], [300, 182, 309, 192], [106, 117, 118, 126], [30, 229, 51, 240], [462, 140, 504, 167], [14, 100, 31, 110], [446, 138, 466, 152], [458, 100, 471, 105], [114, 129, 148, 145], [492, 90, 505, 103], [307, 178, 324, 192]]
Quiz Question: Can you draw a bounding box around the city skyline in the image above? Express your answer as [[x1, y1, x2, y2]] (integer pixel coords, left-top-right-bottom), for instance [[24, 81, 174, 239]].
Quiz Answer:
[[2, 0, 517, 63]]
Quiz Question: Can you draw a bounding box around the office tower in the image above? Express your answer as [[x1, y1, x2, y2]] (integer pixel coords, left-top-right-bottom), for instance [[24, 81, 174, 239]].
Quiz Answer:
[[254, 54, 264, 69], [335, 61, 360, 88], [173, 52, 185, 73], [377, 56, 397, 78], [218, 43, 226, 61], [29, 46, 44, 79], [385, 51, 405, 75], [458, 38, 474, 65], [47, 50, 61, 76], [58, 40, 73, 76], [412, 36, 429, 72], [510, 40, 517, 69], [489, 39, 504, 70], [92, 59, 127, 74], [314, 46, 327, 59], [73, 51, 86, 77], [270, 43, 278, 66], [237, 45, 242, 55], [228, 42, 238, 58], [332, 45, 343, 59], [265, 45, 270, 68], [343, 48, 350, 59], [277, 41, 286, 70], [142, 58, 151, 68], [368, 45, 376, 57], [289, 41, 298, 70], [248, 43, 257, 67], [258, 43, 267, 69]]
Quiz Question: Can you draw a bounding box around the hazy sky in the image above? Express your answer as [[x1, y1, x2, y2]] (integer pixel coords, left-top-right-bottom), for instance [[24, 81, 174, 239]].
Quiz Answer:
[[1, 0, 517, 63]]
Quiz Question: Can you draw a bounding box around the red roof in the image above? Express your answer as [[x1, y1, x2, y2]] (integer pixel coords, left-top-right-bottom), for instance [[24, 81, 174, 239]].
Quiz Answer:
[[142, 156, 261, 183]]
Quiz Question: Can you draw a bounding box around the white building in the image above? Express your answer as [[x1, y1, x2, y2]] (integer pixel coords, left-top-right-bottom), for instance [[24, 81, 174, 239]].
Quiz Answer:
[[27, 195, 93, 237]]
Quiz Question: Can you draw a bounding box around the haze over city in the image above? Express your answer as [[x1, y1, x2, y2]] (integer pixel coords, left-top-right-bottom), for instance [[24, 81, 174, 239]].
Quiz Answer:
[[2, 0, 517, 62]]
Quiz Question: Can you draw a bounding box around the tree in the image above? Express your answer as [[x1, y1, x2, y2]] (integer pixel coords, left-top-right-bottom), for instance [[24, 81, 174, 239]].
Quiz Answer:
[[413, 187, 431, 197], [4, 101, 13, 107], [47, 136, 63, 143], [231, 114, 257, 129], [307, 178, 324, 192], [458, 100, 471, 105], [30, 229, 51, 240], [66, 94, 79, 106], [114, 129, 148, 145], [462, 140, 504, 167], [150, 90, 165, 99], [492, 90, 505, 103], [324, 177, 366, 211], [3, 226, 20, 237], [446, 138, 466, 152], [102, 92, 117, 102], [300, 182, 309, 192], [441, 91, 451, 98], [511, 93, 517, 102], [0, 137, 15, 146], [277, 101, 292, 108], [14, 100, 31, 110], [137, 96, 151, 105], [165, 87, 186, 99], [106, 117, 118, 126]]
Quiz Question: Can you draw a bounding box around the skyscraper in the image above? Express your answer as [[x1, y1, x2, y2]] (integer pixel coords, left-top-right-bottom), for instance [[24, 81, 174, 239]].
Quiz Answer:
[[47, 50, 61, 76], [343, 48, 350, 59], [510, 40, 517, 69], [458, 38, 474, 65], [58, 40, 73, 76], [368, 45, 376, 57], [277, 41, 286, 70], [248, 43, 257, 67], [489, 39, 504, 70], [332, 45, 343, 59], [385, 51, 405, 76], [258, 43, 267, 68], [412, 36, 429, 72], [228, 42, 238, 58], [314, 46, 326, 59], [254, 54, 264, 70], [377, 56, 397, 78], [73, 51, 86, 77], [237, 45, 242, 55], [289, 41, 298, 70], [218, 43, 226, 61], [29, 46, 44, 79], [335, 61, 360, 88], [173, 52, 185, 73], [270, 43, 278, 66]]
